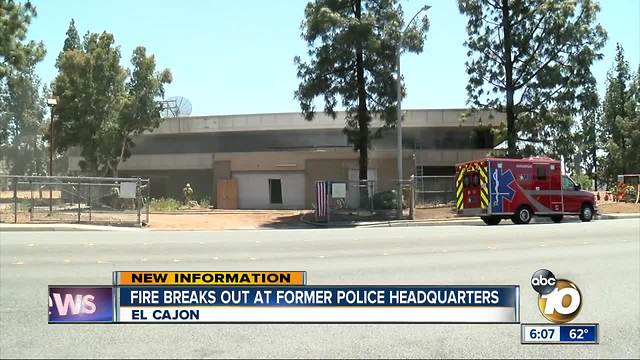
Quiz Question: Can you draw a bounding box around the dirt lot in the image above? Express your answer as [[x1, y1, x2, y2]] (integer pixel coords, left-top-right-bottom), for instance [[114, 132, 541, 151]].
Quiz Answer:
[[414, 206, 457, 220], [147, 210, 309, 230], [597, 202, 640, 213]]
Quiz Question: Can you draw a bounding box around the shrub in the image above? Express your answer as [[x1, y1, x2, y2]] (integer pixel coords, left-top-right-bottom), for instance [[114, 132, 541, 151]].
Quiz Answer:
[[373, 190, 407, 210], [149, 198, 181, 212], [199, 197, 210, 209]]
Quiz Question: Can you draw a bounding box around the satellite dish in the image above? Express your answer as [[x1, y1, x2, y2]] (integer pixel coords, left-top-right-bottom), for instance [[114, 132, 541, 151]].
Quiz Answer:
[[159, 96, 192, 118]]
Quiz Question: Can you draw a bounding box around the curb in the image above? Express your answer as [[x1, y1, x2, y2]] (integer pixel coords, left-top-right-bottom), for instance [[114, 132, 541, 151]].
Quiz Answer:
[[299, 213, 640, 228], [0, 224, 145, 232]]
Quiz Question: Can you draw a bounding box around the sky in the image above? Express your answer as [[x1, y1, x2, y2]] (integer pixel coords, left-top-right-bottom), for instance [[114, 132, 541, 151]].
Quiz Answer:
[[26, 0, 640, 117]]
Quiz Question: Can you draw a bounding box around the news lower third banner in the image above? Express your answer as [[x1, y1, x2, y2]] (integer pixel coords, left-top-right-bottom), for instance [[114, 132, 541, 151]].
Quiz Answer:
[[49, 271, 519, 324]]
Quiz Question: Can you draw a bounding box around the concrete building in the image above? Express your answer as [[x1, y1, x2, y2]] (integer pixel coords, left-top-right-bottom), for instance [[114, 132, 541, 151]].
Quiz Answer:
[[68, 109, 505, 209]]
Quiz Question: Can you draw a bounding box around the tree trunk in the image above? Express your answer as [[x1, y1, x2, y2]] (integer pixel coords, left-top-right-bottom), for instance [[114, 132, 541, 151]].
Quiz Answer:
[[113, 134, 128, 178], [501, 0, 516, 157], [354, 0, 370, 208]]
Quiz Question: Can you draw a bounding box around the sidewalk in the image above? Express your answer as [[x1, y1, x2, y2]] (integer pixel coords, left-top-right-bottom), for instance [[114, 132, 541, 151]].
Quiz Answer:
[[1, 212, 637, 231], [0, 223, 145, 232]]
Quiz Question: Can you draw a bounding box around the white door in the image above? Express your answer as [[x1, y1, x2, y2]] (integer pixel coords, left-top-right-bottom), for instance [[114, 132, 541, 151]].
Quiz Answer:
[[347, 169, 377, 209], [233, 172, 305, 209]]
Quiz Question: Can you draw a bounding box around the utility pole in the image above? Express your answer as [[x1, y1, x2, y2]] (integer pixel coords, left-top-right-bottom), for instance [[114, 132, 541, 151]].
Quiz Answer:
[[396, 5, 431, 218], [46, 97, 58, 214]]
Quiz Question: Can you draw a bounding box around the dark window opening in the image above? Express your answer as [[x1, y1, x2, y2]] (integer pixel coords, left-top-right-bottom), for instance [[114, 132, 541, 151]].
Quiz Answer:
[[463, 175, 471, 187], [269, 179, 283, 204], [536, 165, 547, 180], [472, 174, 480, 186]]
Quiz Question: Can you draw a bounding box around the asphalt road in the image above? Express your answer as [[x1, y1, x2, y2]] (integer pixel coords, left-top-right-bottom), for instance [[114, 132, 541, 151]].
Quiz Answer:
[[1, 219, 639, 358]]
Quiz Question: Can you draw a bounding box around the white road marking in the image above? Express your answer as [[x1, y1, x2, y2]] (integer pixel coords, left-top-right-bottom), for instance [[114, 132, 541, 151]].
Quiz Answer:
[[63, 259, 71, 263], [317, 255, 326, 258], [173, 259, 182, 262], [141, 258, 148, 262], [14, 261, 24, 265], [212, 257, 219, 260], [249, 257, 257, 261]]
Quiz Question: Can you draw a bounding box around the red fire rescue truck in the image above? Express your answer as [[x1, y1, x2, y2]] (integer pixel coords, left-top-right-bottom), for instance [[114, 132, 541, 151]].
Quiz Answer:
[[455, 157, 597, 225]]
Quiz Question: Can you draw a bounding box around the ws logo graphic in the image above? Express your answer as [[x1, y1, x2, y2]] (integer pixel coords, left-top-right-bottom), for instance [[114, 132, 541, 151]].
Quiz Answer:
[[48, 287, 114, 323]]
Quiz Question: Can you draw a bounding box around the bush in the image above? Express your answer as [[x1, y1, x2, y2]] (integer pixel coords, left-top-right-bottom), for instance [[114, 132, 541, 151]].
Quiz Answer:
[[373, 190, 406, 210], [199, 197, 210, 209], [149, 198, 181, 212]]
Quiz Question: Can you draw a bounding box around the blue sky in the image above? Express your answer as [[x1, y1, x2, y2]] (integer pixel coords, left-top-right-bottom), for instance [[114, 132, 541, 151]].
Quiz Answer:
[[28, 0, 640, 116]]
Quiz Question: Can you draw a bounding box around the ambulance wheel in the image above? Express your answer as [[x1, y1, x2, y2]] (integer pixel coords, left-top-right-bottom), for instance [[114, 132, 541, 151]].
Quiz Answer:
[[579, 204, 594, 222], [513, 206, 533, 224], [550, 215, 563, 223], [481, 216, 501, 225]]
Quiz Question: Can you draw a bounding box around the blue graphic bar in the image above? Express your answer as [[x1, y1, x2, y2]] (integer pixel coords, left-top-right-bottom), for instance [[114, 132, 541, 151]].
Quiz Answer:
[[559, 325, 598, 343], [118, 286, 519, 307]]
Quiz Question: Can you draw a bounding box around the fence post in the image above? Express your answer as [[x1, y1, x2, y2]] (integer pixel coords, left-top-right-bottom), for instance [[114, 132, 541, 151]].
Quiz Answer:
[[136, 178, 142, 227], [29, 180, 33, 221], [88, 183, 92, 222], [410, 176, 416, 220], [77, 180, 81, 224], [146, 179, 150, 225], [13, 177, 18, 223], [326, 180, 331, 224]]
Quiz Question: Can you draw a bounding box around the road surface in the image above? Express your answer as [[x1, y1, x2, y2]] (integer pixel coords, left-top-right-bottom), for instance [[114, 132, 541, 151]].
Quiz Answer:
[[1, 219, 638, 358]]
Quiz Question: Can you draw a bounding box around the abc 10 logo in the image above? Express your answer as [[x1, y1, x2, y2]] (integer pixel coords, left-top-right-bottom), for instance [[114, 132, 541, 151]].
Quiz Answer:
[[531, 269, 582, 323]]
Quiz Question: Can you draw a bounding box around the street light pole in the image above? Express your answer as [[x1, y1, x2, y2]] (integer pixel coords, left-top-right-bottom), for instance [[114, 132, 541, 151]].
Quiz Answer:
[[46, 97, 58, 214], [396, 4, 431, 219]]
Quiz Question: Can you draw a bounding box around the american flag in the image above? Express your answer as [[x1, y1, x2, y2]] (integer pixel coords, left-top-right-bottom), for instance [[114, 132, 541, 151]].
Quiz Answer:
[[316, 181, 328, 217]]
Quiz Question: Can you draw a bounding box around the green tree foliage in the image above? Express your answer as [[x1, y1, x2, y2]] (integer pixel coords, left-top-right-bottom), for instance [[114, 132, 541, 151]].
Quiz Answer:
[[458, 0, 607, 157], [52, 21, 172, 176], [0, 0, 46, 174], [576, 80, 600, 188], [294, 0, 429, 181], [62, 18, 81, 52], [600, 44, 640, 188], [0, 63, 47, 175], [0, 0, 45, 80]]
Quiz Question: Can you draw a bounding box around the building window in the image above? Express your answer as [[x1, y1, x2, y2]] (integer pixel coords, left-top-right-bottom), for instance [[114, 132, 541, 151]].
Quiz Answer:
[[536, 165, 547, 180], [269, 179, 283, 204]]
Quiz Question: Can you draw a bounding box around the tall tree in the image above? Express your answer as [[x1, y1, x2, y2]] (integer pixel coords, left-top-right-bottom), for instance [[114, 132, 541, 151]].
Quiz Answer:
[[62, 18, 81, 52], [576, 79, 600, 188], [0, 0, 45, 80], [458, 0, 607, 157], [0, 62, 47, 175], [52, 24, 171, 176], [295, 0, 429, 182], [601, 44, 640, 187], [107, 47, 172, 176]]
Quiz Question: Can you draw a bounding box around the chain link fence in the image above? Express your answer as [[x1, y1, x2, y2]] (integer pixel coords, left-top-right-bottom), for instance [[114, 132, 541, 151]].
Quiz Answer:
[[413, 175, 456, 208], [315, 179, 416, 222], [0, 175, 149, 226]]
